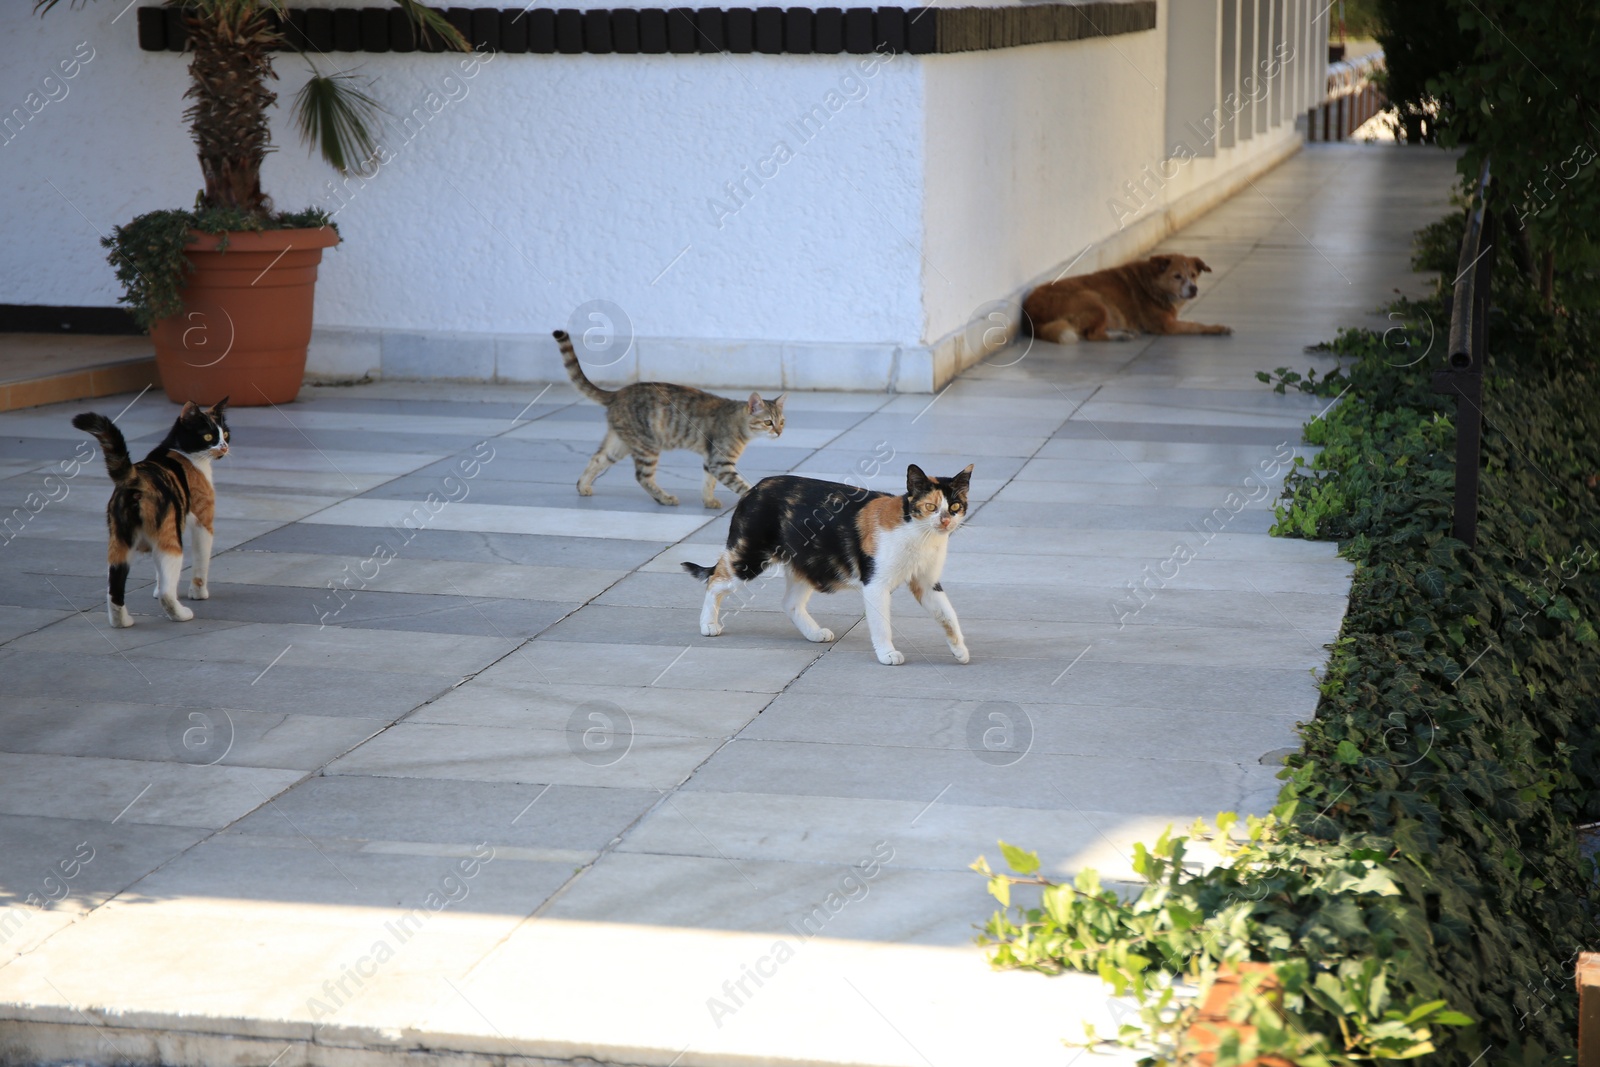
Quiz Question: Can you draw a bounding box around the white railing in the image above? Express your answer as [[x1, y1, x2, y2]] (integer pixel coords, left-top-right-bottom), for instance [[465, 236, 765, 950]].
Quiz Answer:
[[1310, 50, 1385, 140]]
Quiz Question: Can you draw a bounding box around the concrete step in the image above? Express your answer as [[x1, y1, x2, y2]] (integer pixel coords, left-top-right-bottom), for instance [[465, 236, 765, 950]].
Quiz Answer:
[[0, 334, 159, 413]]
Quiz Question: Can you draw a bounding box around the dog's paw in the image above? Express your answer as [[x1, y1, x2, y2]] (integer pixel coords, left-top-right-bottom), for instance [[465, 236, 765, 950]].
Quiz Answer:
[[1107, 329, 1139, 342], [876, 649, 906, 666], [701, 621, 724, 637], [186, 581, 209, 601], [809, 628, 836, 643], [1209, 324, 1234, 335], [951, 644, 971, 664]]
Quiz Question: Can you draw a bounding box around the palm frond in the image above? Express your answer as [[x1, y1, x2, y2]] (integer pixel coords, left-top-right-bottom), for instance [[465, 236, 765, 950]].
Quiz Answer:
[[293, 71, 384, 176], [391, 0, 471, 51]]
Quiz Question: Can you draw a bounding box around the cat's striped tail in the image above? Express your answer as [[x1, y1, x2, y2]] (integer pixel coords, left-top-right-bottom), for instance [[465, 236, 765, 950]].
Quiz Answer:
[[71, 412, 135, 486], [554, 329, 616, 406]]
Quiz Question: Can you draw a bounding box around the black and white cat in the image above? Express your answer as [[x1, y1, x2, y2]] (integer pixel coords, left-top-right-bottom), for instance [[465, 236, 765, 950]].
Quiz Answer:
[[683, 464, 973, 665]]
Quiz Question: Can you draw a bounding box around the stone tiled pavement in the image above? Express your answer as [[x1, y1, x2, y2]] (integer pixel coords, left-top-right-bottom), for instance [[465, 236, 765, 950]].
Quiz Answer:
[[0, 144, 1458, 1067]]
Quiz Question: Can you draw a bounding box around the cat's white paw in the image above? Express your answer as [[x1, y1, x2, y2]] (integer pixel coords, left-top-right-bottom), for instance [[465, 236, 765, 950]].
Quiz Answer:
[[951, 644, 971, 664], [877, 649, 905, 666], [704, 498, 723, 509], [657, 494, 680, 507], [808, 628, 835, 643], [162, 600, 195, 622], [576, 484, 594, 497], [186, 581, 209, 600], [108, 604, 133, 628], [701, 621, 723, 637], [152, 583, 161, 599]]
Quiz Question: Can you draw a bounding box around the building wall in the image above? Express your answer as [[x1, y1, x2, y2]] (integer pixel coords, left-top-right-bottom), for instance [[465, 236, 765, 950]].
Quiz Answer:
[[919, 28, 1169, 348], [1, 0, 1325, 392], [1, 2, 926, 387], [918, 0, 1323, 378]]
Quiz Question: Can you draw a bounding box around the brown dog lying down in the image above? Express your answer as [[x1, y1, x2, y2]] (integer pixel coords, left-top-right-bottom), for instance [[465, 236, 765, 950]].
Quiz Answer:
[[1023, 254, 1232, 343]]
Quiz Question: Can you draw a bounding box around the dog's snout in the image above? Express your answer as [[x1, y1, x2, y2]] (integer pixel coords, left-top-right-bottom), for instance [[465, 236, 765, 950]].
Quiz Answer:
[[1183, 283, 1199, 299]]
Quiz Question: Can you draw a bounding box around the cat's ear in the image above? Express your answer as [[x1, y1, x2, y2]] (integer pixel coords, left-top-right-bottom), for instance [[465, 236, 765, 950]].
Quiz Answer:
[[949, 463, 974, 488], [748, 392, 764, 414], [209, 396, 230, 416], [771, 394, 786, 410], [180, 400, 200, 417], [906, 464, 931, 494]]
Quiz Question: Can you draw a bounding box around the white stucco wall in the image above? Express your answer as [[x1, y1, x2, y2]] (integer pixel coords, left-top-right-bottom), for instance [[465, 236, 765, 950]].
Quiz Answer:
[[1, 1, 924, 376], [918, 0, 1318, 363], [919, 29, 1168, 346], [2, 0, 1321, 391]]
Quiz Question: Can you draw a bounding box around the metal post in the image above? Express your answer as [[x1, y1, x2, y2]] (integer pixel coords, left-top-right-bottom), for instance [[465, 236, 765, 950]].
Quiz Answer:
[[1452, 375, 1483, 546], [1431, 159, 1493, 548]]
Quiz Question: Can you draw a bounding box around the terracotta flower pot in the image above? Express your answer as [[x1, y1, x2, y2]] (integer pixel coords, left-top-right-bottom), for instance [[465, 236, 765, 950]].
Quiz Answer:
[[150, 226, 340, 407], [1188, 962, 1293, 1067]]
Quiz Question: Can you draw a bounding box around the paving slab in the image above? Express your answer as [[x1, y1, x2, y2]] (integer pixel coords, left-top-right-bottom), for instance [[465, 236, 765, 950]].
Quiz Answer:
[[0, 697, 384, 771], [0, 144, 1457, 1067]]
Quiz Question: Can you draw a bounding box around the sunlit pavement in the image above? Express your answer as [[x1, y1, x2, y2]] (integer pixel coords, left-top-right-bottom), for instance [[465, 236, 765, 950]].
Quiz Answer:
[[0, 143, 1458, 1067]]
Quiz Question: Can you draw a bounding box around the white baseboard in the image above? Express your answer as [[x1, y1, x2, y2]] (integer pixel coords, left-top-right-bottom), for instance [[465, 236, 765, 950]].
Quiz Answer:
[[306, 329, 934, 394]]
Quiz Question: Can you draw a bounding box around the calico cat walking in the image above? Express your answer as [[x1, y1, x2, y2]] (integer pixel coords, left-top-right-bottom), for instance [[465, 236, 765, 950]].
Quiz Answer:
[[684, 464, 973, 665], [72, 400, 231, 627], [555, 329, 784, 508]]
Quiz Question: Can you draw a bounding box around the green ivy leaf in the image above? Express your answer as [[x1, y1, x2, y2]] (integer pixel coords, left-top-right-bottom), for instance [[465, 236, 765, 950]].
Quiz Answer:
[[1417, 567, 1446, 599], [999, 841, 1040, 876]]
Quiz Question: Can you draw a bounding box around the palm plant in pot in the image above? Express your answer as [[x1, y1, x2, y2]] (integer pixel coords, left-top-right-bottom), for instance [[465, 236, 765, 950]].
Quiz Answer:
[[37, 0, 466, 405]]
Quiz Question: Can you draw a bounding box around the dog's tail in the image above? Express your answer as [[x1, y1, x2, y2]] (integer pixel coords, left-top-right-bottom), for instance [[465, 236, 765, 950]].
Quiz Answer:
[[681, 561, 715, 582], [554, 329, 616, 406], [72, 412, 136, 485]]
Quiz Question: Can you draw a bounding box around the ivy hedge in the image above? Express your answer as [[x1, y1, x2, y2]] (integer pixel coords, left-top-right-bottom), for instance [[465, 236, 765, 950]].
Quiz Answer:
[[975, 213, 1600, 1065]]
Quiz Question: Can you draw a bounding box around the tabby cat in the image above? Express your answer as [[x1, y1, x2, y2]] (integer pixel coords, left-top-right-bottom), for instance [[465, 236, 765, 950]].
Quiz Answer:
[[683, 464, 973, 666], [555, 329, 784, 508], [72, 400, 230, 627]]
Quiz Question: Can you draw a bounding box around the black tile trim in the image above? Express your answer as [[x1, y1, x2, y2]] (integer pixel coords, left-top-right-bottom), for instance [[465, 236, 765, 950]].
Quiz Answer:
[[333, 8, 363, 50], [133, 2, 1155, 55], [0, 305, 141, 336]]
